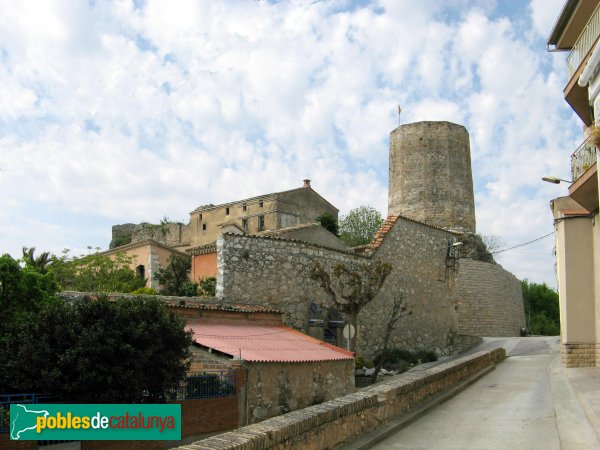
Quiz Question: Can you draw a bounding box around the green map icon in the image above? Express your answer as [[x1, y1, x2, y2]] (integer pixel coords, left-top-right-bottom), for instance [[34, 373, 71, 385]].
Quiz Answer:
[[10, 404, 49, 440]]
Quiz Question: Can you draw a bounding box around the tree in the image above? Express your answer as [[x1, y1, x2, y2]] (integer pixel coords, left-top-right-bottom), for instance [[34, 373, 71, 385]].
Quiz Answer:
[[0, 253, 58, 315], [316, 213, 339, 237], [521, 279, 560, 335], [309, 259, 392, 351], [1, 296, 192, 402], [198, 277, 217, 296], [339, 206, 384, 246], [49, 250, 145, 293], [371, 294, 412, 383], [480, 234, 505, 253], [155, 255, 194, 296], [21, 246, 52, 273]]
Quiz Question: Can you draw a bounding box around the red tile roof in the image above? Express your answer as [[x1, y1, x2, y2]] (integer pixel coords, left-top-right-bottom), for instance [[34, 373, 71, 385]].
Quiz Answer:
[[187, 321, 354, 363]]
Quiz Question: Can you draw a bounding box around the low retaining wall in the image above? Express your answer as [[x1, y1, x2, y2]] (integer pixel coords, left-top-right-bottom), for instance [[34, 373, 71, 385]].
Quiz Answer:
[[177, 348, 506, 450]]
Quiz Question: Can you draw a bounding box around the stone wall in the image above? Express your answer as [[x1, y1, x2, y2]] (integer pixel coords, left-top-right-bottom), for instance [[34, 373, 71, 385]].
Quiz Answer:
[[217, 216, 461, 358], [456, 259, 526, 337], [217, 233, 367, 332], [244, 360, 355, 424], [176, 348, 506, 450], [363, 216, 460, 356]]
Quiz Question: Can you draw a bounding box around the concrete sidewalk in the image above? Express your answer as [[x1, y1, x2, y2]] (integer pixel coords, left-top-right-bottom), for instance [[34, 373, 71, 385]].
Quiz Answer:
[[346, 337, 600, 449]]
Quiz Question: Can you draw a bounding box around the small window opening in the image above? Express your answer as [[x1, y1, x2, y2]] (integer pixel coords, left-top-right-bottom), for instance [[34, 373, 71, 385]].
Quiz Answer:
[[259, 201, 264, 208], [225, 207, 230, 215], [136, 265, 145, 280], [242, 204, 247, 212], [202, 224, 207, 231]]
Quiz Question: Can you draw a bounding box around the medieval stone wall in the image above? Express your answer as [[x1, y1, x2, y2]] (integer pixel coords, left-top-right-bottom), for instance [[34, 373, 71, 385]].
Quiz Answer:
[[456, 259, 526, 336], [217, 233, 367, 331], [217, 216, 461, 359], [363, 217, 460, 356]]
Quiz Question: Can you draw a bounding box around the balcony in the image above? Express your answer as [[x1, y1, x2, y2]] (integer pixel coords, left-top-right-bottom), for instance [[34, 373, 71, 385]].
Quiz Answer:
[[567, 3, 600, 80], [569, 136, 599, 212], [571, 136, 598, 180], [563, 3, 600, 125]]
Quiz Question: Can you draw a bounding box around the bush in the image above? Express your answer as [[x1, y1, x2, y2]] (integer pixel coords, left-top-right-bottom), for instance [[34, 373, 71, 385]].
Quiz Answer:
[[373, 347, 438, 371], [131, 287, 157, 295], [355, 355, 373, 369], [198, 277, 216, 296]]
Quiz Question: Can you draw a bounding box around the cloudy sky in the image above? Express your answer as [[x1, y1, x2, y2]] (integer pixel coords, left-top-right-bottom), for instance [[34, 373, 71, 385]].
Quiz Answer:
[[0, 0, 580, 287]]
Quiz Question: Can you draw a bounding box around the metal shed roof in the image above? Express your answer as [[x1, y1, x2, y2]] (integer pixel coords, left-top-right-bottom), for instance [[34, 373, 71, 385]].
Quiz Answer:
[[187, 321, 354, 363]]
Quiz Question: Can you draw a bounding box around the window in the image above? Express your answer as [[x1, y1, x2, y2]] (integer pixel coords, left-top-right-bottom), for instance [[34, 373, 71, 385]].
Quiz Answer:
[[202, 224, 207, 231], [199, 213, 203, 220], [225, 207, 230, 215], [242, 204, 247, 212], [136, 265, 145, 280], [242, 218, 248, 232], [258, 215, 265, 231], [259, 201, 263, 208]]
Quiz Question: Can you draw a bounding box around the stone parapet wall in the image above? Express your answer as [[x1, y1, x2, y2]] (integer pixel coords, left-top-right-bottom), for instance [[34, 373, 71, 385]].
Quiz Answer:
[[175, 348, 506, 450], [562, 343, 598, 368], [456, 259, 526, 337]]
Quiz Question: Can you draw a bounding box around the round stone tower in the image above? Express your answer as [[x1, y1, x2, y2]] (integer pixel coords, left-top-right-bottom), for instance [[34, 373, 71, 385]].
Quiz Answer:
[[388, 121, 476, 232]]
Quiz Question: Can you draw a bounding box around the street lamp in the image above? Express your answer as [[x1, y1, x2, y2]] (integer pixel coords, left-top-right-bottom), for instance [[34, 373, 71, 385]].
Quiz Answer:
[[542, 176, 572, 184]]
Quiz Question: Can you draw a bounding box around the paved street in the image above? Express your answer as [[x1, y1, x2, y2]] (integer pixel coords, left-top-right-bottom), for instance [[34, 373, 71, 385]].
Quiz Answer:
[[369, 337, 600, 450]]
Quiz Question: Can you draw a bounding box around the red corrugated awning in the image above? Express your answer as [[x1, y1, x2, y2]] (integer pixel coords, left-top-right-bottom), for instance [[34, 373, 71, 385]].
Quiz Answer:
[[187, 321, 354, 363]]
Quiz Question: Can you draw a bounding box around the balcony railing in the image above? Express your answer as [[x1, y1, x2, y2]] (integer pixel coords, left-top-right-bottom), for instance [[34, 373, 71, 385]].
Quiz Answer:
[[567, 3, 600, 80], [571, 136, 598, 181]]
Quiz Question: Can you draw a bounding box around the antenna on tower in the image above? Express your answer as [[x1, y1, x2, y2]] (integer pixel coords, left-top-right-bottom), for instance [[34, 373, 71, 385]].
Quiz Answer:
[[398, 105, 402, 125]]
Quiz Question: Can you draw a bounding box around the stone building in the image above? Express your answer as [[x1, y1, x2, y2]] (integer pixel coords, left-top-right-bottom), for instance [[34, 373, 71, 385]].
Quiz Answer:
[[547, 0, 600, 367], [110, 179, 338, 251], [214, 121, 525, 358], [188, 179, 338, 247], [98, 239, 188, 290]]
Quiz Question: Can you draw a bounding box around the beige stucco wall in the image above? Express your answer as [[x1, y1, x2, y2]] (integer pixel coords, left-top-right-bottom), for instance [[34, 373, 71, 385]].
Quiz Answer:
[[553, 199, 596, 344]]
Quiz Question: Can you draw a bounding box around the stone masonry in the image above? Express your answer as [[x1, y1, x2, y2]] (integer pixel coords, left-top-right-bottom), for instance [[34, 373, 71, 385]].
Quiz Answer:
[[388, 121, 476, 233]]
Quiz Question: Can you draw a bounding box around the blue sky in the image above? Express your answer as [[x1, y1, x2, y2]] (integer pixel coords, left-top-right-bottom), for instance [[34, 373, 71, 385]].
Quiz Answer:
[[0, 0, 580, 287]]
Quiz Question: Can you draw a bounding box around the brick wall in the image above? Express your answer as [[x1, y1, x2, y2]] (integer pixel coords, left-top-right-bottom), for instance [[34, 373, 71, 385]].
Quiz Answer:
[[562, 343, 598, 367], [177, 348, 506, 450]]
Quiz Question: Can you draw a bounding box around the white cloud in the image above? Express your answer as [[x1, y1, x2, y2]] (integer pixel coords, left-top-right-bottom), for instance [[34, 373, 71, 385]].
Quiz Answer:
[[0, 0, 579, 288]]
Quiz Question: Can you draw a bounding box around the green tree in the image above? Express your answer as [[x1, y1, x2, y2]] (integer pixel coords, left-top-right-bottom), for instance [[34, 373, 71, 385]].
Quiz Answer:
[[1, 296, 192, 402], [155, 255, 194, 296], [0, 253, 58, 314], [339, 206, 384, 246], [21, 246, 52, 273], [50, 251, 145, 293], [198, 277, 217, 296], [521, 279, 560, 335], [316, 213, 339, 237], [309, 259, 392, 351]]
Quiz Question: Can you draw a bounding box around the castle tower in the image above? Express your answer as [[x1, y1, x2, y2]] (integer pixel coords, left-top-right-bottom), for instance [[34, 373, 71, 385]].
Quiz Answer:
[[388, 121, 476, 232]]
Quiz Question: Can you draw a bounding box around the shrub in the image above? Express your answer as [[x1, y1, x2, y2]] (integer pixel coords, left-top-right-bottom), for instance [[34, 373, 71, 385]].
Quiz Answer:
[[131, 287, 157, 295]]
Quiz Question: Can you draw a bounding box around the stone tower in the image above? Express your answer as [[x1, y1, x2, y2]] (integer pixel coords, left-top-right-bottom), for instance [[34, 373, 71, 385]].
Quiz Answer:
[[388, 121, 476, 232]]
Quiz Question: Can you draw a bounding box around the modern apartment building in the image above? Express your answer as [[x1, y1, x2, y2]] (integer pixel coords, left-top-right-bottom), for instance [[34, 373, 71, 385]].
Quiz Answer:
[[548, 0, 600, 367]]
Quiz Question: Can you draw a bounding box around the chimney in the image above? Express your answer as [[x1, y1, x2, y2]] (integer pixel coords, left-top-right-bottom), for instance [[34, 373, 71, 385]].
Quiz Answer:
[[303, 179, 311, 188]]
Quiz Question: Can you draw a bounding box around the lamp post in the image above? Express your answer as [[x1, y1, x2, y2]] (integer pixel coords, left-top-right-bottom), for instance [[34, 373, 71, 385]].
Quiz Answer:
[[542, 176, 572, 184]]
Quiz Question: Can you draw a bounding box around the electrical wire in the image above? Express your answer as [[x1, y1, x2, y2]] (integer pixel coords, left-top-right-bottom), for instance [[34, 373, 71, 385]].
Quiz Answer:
[[491, 232, 554, 255]]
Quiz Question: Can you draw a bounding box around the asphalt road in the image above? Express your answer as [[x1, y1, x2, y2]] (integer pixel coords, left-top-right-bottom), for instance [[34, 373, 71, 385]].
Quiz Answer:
[[369, 336, 600, 450]]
